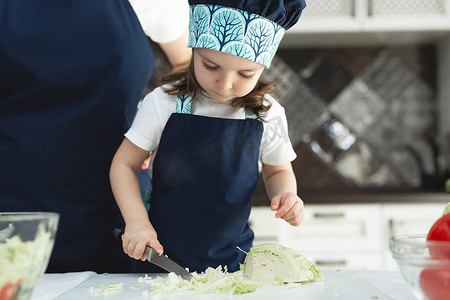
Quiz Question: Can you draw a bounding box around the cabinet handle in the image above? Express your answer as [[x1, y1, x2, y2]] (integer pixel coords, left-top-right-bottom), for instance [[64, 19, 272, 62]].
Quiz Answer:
[[315, 260, 347, 267], [388, 218, 395, 238], [367, 0, 373, 16], [313, 212, 345, 219], [351, 0, 356, 17]]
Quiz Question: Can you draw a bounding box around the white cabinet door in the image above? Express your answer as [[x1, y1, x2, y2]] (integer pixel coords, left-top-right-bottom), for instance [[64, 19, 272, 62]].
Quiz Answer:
[[364, 0, 450, 31], [250, 201, 447, 270], [278, 204, 382, 252], [249, 204, 383, 270], [249, 207, 281, 244], [291, 0, 450, 32], [292, 0, 360, 33], [380, 202, 445, 269], [299, 250, 383, 270]]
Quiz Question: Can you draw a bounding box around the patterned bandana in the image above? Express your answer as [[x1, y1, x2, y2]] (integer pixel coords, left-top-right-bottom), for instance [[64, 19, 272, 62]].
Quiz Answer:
[[188, 4, 288, 69]]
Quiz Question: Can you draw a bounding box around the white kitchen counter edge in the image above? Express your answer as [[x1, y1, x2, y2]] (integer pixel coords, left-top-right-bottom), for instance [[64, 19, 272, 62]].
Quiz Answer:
[[30, 270, 414, 300]]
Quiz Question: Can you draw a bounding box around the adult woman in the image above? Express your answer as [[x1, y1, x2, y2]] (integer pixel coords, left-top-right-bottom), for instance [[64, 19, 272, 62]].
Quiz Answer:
[[0, 0, 191, 273]]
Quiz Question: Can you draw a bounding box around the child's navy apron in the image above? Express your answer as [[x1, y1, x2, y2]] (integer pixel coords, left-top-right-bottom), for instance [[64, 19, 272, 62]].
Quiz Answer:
[[0, 0, 153, 272], [135, 95, 263, 273]]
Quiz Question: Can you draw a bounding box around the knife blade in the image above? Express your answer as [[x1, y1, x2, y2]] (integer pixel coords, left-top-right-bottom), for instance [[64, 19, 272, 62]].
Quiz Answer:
[[113, 228, 193, 280], [144, 246, 193, 280]]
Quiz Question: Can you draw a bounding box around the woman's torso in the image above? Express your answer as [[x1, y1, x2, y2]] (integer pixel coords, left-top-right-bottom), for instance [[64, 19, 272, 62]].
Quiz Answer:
[[0, 0, 153, 272]]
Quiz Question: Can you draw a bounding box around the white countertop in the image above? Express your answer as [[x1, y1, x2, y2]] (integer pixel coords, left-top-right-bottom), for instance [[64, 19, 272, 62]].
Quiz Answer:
[[30, 270, 415, 300]]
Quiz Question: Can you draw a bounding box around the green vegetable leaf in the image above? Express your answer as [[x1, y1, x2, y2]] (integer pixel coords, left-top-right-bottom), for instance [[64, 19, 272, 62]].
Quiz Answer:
[[146, 243, 323, 296], [0, 223, 52, 300], [443, 202, 450, 216], [147, 266, 262, 296], [241, 243, 324, 284]]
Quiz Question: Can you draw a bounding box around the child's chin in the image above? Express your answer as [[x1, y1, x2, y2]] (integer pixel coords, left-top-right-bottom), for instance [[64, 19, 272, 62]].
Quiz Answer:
[[209, 93, 232, 102]]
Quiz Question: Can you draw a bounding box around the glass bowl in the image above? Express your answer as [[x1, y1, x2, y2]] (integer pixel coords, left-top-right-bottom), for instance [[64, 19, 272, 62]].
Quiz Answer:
[[0, 212, 59, 300], [390, 234, 450, 300]]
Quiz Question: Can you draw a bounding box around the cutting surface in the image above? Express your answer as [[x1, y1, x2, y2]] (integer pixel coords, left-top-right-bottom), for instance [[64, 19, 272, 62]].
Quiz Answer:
[[57, 270, 393, 299]]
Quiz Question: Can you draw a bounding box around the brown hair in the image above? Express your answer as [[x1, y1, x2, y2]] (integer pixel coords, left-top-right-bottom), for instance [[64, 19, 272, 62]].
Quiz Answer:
[[160, 55, 280, 121]]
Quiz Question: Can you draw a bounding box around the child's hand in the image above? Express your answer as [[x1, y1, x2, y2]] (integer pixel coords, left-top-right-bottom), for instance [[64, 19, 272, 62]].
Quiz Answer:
[[271, 192, 304, 226], [122, 221, 163, 261]]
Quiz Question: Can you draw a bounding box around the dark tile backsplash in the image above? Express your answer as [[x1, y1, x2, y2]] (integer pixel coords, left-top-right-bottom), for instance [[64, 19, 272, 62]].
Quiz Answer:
[[147, 42, 446, 199], [302, 53, 354, 103], [270, 45, 442, 196]]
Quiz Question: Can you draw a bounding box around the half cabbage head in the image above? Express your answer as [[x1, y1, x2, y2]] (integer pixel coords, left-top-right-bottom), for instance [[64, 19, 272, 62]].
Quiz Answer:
[[241, 243, 324, 285]]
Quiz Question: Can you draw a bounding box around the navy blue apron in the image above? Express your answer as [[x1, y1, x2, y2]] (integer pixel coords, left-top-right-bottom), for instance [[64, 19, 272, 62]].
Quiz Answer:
[[0, 0, 153, 272], [135, 95, 263, 273]]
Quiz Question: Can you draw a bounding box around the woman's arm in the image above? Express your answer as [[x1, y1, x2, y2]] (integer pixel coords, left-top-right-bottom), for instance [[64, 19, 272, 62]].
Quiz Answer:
[[110, 138, 163, 259], [129, 0, 191, 71], [261, 162, 304, 226], [158, 28, 192, 71]]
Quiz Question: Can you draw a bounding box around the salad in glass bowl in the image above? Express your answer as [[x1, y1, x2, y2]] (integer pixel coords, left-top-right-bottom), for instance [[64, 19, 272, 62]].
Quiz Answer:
[[0, 213, 59, 300]]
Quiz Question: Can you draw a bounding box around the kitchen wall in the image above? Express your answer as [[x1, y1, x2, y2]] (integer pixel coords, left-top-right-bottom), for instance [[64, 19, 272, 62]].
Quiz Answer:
[[262, 45, 443, 194], [438, 37, 450, 176], [146, 39, 449, 201]]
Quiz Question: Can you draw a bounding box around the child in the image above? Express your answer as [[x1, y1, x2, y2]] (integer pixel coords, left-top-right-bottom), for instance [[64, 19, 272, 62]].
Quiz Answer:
[[110, 0, 307, 273]]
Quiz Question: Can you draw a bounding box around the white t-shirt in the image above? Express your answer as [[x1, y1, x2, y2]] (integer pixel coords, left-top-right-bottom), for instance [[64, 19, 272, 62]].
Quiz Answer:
[[128, 0, 189, 43], [126, 87, 297, 177]]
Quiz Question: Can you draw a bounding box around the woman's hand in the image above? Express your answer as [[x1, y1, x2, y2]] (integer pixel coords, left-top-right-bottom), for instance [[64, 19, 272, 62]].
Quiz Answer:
[[122, 221, 163, 261], [271, 192, 304, 226]]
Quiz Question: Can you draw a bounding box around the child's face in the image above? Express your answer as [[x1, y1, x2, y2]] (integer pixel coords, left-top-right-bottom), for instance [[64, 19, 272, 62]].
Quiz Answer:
[[193, 48, 264, 102]]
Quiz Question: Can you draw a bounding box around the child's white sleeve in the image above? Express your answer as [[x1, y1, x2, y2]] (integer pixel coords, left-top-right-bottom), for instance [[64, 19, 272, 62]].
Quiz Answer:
[[129, 0, 189, 43], [260, 97, 297, 166], [124, 88, 169, 151]]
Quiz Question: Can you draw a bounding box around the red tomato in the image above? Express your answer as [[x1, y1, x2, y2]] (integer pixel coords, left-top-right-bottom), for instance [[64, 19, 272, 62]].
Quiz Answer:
[[427, 213, 450, 259], [427, 213, 450, 242], [0, 280, 20, 300], [420, 268, 450, 300]]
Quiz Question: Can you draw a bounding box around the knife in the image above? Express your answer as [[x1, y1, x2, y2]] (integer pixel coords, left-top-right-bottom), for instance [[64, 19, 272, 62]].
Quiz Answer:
[[113, 228, 193, 280]]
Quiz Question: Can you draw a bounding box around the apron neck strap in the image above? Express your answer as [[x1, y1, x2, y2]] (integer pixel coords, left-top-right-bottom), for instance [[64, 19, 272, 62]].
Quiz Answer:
[[176, 95, 258, 119], [176, 95, 193, 114], [244, 108, 258, 119]]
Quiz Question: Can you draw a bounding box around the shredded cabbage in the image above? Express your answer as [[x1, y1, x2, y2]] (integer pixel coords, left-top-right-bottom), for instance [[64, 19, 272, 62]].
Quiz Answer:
[[147, 266, 262, 296], [147, 243, 323, 296], [88, 283, 124, 295], [241, 243, 324, 284]]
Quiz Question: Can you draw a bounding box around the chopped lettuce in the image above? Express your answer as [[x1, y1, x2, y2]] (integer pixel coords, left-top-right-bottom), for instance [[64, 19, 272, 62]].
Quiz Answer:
[[0, 223, 52, 299], [443, 202, 450, 216], [0, 235, 31, 286], [241, 243, 324, 284]]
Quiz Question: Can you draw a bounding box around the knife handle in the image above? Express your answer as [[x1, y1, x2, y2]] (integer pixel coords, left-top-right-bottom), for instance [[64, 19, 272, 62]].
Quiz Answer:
[[113, 228, 124, 240]]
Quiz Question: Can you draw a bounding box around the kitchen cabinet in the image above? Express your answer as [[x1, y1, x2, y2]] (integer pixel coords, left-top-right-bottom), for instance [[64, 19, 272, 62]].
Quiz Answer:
[[294, 0, 450, 32], [283, 0, 450, 46], [278, 204, 383, 270], [380, 202, 444, 269], [248, 206, 282, 244], [249, 199, 447, 269]]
